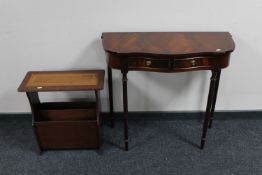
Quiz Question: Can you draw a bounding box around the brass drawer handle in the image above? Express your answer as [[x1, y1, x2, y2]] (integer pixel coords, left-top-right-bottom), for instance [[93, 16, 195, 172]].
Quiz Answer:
[[146, 60, 152, 66], [190, 59, 196, 66]]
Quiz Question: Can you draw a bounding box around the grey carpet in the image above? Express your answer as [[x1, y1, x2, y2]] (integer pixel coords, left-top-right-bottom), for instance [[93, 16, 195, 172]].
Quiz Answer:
[[1, 114, 262, 175]]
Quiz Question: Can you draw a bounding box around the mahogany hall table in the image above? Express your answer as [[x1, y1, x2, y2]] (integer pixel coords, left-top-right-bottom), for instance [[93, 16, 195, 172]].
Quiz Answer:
[[101, 32, 235, 150]]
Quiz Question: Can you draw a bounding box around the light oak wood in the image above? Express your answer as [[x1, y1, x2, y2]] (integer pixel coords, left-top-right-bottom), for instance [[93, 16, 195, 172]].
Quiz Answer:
[[18, 70, 104, 92]]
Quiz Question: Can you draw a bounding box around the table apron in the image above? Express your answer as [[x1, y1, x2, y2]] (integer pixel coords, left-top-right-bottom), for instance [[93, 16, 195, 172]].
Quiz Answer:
[[107, 54, 231, 72]]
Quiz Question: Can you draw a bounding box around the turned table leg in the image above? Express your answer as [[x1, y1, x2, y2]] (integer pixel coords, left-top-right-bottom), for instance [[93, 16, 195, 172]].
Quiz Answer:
[[208, 70, 221, 128], [121, 71, 129, 151], [107, 67, 114, 128], [200, 69, 221, 149]]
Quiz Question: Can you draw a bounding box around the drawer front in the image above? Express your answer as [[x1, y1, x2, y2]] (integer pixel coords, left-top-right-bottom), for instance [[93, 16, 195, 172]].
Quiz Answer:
[[173, 57, 214, 71], [128, 58, 170, 70]]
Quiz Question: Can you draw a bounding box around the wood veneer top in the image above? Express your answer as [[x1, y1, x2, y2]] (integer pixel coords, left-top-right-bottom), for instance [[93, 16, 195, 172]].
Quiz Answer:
[[102, 32, 235, 56], [18, 70, 105, 92]]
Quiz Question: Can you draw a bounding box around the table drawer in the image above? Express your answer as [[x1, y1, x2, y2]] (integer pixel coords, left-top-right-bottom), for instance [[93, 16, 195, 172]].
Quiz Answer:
[[128, 58, 170, 70], [173, 57, 214, 71]]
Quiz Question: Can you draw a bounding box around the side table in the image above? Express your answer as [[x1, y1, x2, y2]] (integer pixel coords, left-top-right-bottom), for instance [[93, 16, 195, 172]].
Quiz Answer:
[[102, 32, 235, 150], [18, 70, 104, 153]]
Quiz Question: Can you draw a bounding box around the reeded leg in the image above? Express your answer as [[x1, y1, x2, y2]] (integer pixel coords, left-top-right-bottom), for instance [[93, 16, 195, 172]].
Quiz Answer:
[[107, 67, 114, 128], [208, 70, 221, 128], [122, 71, 129, 151], [200, 70, 220, 149]]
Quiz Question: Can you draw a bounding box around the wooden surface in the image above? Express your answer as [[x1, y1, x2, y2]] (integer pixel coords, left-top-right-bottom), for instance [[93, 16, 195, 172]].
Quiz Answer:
[[102, 32, 235, 73], [102, 32, 235, 57], [35, 121, 99, 149], [39, 101, 97, 121], [18, 70, 105, 92], [102, 32, 235, 150], [24, 91, 102, 152], [18, 70, 104, 152]]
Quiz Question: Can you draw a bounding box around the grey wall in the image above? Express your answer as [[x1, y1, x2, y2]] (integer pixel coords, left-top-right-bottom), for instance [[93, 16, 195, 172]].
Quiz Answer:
[[0, 0, 261, 112]]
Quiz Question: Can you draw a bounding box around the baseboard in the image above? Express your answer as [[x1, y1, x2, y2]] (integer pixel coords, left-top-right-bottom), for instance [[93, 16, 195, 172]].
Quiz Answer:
[[0, 110, 262, 121], [102, 110, 262, 121]]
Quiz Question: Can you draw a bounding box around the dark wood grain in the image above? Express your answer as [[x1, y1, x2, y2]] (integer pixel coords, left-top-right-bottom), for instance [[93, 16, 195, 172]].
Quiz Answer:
[[19, 70, 105, 153], [208, 70, 221, 128], [35, 121, 99, 149], [201, 70, 221, 149], [107, 53, 231, 72], [26, 92, 42, 153], [107, 67, 114, 128], [122, 71, 128, 151], [103, 32, 234, 72], [95, 90, 102, 148], [35, 101, 100, 150], [102, 32, 235, 150], [102, 32, 235, 57]]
